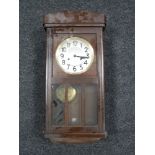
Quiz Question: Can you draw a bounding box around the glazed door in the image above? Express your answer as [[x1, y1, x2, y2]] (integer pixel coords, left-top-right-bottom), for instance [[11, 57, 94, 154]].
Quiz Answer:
[[51, 82, 99, 132]]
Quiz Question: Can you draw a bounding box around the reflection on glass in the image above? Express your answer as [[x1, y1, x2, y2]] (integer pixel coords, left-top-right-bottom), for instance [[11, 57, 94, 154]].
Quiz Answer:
[[68, 85, 81, 125], [52, 85, 64, 125], [84, 84, 98, 125]]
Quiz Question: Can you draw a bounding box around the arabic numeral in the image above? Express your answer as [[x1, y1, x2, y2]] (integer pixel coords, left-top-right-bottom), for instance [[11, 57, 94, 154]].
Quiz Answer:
[[67, 64, 70, 69], [60, 53, 64, 58], [80, 64, 83, 70], [73, 66, 77, 72], [67, 42, 71, 47], [84, 47, 88, 52], [73, 41, 78, 46], [80, 43, 82, 48], [84, 60, 88, 65], [62, 60, 65, 65], [62, 47, 66, 52]]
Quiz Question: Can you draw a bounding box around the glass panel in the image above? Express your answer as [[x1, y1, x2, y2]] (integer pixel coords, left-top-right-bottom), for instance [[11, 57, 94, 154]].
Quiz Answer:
[[84, 84, 98, 125], [52, 84, 64, 125], [68, 85, 81, 125]]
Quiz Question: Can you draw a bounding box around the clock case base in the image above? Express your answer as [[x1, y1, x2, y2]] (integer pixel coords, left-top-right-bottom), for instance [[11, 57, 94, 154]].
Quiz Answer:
[[44, 132, 107, 144]]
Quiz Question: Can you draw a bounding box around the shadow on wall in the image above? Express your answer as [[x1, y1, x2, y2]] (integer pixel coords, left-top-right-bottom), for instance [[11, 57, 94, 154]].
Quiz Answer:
[[104, 24, 118, 134], [32, 27, 46, 139]]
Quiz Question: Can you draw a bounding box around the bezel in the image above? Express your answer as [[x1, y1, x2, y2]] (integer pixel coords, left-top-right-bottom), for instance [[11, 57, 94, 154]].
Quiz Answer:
[[55, 36, 94, 75]]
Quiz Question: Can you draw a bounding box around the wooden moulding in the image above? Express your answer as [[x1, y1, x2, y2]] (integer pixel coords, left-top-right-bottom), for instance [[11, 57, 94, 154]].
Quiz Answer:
[[44, 132, 108, 144], [43, 11, 106, 28]]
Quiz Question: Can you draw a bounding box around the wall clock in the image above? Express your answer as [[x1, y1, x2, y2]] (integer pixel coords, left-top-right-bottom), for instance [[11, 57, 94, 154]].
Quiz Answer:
[[43, 11, 107, 144]]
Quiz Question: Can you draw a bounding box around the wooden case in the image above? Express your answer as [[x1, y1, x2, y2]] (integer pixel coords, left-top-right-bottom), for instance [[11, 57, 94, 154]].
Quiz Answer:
[[43, 11, 107, 144]]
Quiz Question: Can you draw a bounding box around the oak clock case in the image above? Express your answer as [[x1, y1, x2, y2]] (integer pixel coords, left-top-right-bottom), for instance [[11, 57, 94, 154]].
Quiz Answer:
[[43, 11, 107, 144]]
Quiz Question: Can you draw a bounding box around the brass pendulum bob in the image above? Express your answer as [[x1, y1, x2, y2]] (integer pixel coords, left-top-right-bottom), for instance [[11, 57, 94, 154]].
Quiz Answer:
[[56, 85, 76, 103]]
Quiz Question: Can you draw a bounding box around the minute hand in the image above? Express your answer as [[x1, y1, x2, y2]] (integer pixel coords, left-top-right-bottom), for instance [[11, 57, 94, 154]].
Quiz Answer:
[[74, 55, 89, 60]]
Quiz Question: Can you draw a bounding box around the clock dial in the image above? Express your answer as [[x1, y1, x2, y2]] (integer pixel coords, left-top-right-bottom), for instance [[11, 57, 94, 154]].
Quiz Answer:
[[55, 37, 94, 74]]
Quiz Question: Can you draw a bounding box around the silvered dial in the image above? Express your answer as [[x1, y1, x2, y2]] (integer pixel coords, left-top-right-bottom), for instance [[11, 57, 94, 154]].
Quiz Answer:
[[55, 37, 94, 74]]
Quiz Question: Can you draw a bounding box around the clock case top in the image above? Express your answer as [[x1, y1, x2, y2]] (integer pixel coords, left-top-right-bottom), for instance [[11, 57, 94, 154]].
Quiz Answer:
[[44, 11, 106, 27], [43, 11, 107, 144]]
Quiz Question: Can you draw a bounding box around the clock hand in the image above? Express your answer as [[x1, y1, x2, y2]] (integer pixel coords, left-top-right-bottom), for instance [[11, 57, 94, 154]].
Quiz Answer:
[[80, 56, 89, 60], [73, 54, 89, 60]]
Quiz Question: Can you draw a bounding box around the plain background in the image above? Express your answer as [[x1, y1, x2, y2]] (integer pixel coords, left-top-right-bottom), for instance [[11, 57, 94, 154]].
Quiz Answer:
[[20, 0, 134, 155]]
